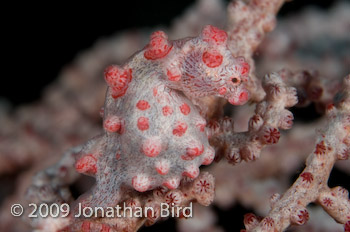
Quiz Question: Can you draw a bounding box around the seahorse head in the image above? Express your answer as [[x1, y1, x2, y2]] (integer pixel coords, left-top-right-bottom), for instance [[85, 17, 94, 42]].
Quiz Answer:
[[180, 25, 250, 105]]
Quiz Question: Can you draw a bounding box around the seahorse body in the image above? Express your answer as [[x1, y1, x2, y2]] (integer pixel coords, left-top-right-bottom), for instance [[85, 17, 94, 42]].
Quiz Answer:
[[74, 25, 250, 209]]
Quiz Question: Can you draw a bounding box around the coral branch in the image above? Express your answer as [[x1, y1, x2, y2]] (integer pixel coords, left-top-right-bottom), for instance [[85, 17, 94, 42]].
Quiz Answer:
[[60, 172, 214, 232], [226, 0, 285, 101], [245, 75, 350, 231], [278, 69, 343, 113], [217, 72, 297, 164], [25, 146, 82, 231]]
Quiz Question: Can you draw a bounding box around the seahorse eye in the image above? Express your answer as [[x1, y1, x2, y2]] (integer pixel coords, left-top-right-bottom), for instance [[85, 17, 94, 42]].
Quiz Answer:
[[231, 77, 241, 84]]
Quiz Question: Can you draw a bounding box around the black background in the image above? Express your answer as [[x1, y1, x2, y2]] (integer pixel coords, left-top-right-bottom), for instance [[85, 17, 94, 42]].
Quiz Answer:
[[1, 0, 339, 106]]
